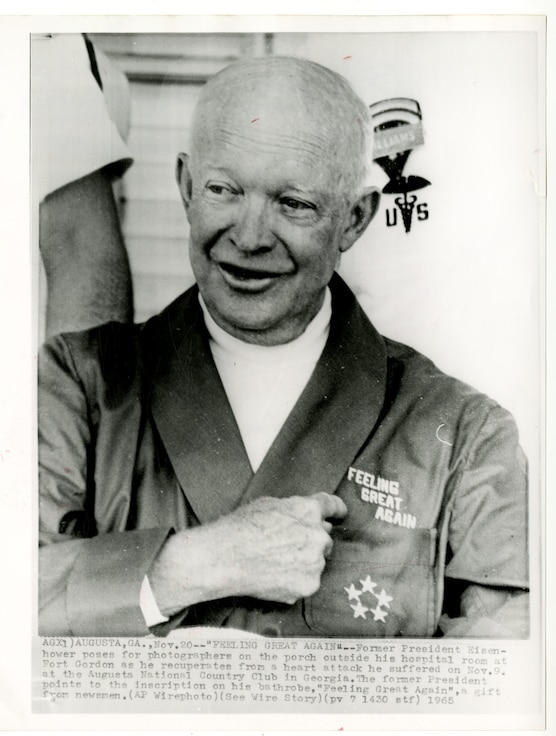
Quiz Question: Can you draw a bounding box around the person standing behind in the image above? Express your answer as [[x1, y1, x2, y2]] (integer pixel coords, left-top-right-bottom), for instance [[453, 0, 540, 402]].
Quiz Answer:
[[32, 33, 133, 337]]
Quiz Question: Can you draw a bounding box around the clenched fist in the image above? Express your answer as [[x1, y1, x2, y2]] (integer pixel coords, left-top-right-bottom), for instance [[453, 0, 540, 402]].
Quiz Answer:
[[215, 492, 348, 604], [150, 492, 347, 616]]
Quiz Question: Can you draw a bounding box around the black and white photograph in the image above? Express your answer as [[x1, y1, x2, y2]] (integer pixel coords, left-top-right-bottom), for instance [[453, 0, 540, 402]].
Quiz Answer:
[[0, 6, 550, 732], [35, 28, 537, 640]]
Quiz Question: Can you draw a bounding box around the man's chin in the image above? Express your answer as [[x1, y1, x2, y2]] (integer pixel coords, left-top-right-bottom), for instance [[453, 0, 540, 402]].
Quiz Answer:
[[213, 308, 280, 338], [205, 299, 301, 346]]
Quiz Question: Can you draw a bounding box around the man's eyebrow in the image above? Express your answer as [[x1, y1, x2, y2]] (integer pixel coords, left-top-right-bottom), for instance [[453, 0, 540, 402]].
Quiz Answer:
[[282, 185, 319, 194], [202, 166, 236, 177]]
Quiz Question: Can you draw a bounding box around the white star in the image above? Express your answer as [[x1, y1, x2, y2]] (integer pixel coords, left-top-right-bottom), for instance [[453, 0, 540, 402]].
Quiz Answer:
[[370, 605, 388, 623], [344, 583, 362, 601], [359, 575, 377, 594], [351, 600, 369, 619], [374, 589, 393, 608]]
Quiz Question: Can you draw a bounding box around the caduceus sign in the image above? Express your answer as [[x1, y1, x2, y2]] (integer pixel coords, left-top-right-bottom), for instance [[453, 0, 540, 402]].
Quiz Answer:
[[369, 98, 431, 234]]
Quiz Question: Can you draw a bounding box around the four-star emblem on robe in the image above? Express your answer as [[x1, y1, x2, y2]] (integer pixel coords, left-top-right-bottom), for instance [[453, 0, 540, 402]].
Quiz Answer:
[[344, 575, 393, 623]]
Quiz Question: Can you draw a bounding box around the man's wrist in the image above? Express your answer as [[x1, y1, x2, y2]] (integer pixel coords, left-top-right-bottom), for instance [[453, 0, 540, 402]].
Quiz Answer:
[[148, 525, 243, 617]]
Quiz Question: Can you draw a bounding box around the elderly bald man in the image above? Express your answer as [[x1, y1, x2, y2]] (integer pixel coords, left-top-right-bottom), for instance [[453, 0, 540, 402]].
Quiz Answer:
[[39, 56, 528, 638]]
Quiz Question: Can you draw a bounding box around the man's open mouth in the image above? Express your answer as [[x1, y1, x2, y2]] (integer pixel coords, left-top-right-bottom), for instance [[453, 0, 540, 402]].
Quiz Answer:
[[218, 262, 284, 281], [216, 261, 291, 293]]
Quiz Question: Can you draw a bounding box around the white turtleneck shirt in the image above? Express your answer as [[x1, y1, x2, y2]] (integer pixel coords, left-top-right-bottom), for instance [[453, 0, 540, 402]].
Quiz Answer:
[[199, 288, 332, 472]]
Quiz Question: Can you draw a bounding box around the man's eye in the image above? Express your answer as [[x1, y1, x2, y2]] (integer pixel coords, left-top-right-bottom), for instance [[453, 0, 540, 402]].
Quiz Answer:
[[280, 197, 315, 212], [206, 182, 235, 196]]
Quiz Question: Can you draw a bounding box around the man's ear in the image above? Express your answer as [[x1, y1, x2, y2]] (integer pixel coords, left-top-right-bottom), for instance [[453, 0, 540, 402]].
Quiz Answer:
[[176, 152, 193, 211], [340, 186, 381, 253]]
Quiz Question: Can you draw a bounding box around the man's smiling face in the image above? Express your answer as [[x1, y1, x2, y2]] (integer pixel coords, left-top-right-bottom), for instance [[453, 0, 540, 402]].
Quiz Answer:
[[178, 58, 376, 346]]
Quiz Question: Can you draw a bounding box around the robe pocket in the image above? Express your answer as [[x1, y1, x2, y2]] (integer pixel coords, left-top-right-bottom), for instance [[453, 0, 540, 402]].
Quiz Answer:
[[303, 527, 437, 637]]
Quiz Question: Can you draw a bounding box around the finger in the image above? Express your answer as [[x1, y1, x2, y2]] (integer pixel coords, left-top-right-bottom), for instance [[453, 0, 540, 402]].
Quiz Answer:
[[310, 492, 348, 521], [322, 520, 333, 534]]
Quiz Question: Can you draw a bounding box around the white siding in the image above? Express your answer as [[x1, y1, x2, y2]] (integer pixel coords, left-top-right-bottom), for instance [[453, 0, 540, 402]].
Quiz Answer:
[[122, 80, 201, 321]]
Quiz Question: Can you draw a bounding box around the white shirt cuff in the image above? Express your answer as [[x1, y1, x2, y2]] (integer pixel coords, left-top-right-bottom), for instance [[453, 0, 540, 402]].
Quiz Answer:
[[140, 575, 170, 627]]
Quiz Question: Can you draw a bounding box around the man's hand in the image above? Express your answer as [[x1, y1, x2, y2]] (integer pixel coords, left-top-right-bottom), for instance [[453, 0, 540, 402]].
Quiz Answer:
[[218, 492, 347, 604], [149, 493, 347, 617]]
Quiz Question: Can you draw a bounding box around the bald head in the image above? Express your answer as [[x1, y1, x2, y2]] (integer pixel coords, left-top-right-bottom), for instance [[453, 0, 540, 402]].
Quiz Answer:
[[190, 56, 372, 199]]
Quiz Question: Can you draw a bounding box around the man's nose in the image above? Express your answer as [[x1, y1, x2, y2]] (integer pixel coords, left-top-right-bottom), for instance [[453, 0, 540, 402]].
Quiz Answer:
[[229, 195, 274, 253]]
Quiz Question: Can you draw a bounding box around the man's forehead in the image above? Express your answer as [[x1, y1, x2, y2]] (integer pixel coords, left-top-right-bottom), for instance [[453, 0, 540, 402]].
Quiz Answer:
[[198, 112, 331, 154], [193, 88, 342, 173]]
